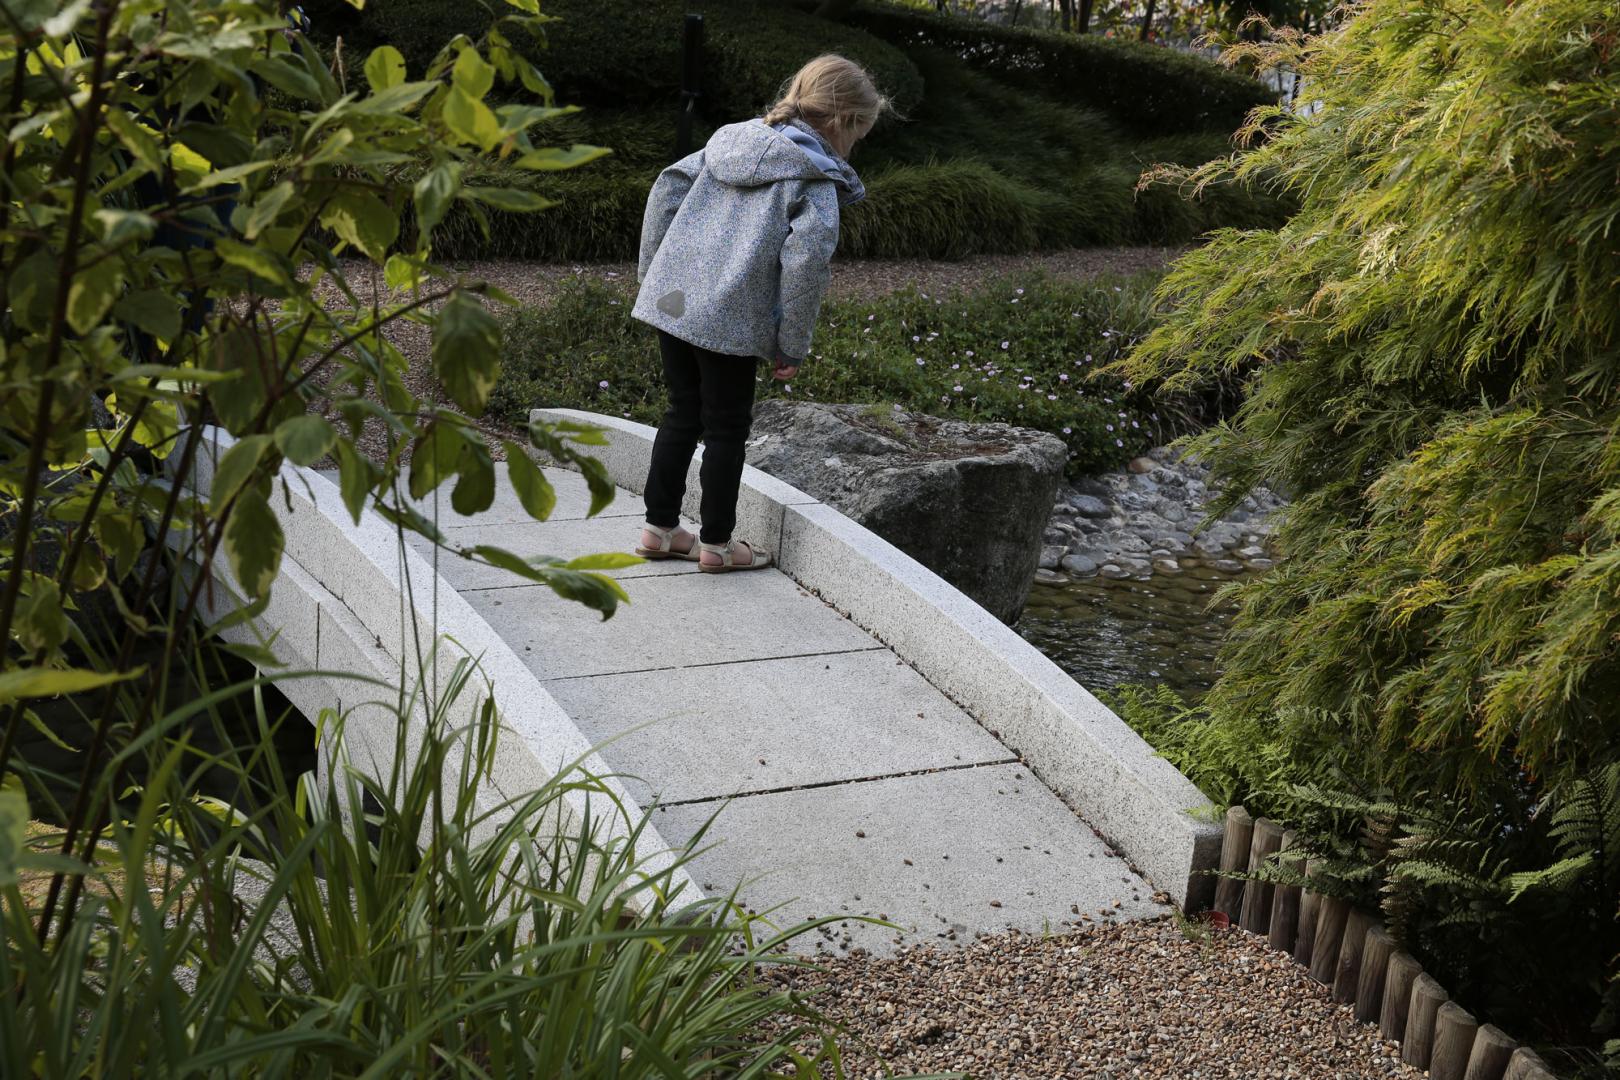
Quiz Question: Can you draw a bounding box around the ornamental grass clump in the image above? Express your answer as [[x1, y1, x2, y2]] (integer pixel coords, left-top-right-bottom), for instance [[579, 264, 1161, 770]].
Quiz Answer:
[[1115, 0, 1620, 1060], [2, 652, 849, 1076]]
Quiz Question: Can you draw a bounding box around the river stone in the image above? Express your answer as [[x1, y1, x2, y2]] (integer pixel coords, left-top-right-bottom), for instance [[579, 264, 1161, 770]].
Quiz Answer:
[[1098, 564, 1130, 579], [1039, 545, 1066, 571], [1061, 554, 1098, 575], [1210, 558, 1246, 573], [1072, 477, 1112, 499], [746, 401, 1067, 623], [1034, 568, 1066, 586], [1070, 494, 1111, 518]]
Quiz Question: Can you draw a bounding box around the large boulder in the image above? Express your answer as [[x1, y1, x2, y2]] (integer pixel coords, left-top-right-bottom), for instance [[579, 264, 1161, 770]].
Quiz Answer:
[[745, 402, 1067, 623]]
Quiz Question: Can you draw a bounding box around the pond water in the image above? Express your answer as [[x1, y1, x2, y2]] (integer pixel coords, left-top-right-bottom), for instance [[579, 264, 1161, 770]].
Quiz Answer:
[[1016, 554, 1266, 698]]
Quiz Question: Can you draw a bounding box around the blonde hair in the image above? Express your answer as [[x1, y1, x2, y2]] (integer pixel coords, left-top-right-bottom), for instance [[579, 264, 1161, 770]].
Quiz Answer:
[[763, 54, 891, 144]]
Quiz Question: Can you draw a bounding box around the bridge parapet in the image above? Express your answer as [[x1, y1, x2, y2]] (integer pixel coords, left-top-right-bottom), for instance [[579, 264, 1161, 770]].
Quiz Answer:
[[179, 427, 697, 909], [531, 407, 1223, 910]]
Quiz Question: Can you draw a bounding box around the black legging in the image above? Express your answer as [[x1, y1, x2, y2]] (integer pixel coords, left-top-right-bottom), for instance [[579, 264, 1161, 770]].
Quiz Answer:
[[643, 331, 760, 544]]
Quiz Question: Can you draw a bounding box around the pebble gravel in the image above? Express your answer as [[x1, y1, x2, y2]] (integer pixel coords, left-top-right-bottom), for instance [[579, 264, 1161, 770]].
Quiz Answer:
[[758, 917, 1424, 1079]]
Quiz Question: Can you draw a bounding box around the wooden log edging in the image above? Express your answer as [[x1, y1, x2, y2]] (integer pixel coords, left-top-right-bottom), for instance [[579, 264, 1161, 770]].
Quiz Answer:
[[1202, 804, 1558, 1080]]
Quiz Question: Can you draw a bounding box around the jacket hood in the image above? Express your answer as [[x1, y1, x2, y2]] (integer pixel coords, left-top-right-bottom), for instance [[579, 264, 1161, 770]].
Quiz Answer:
[[704, 120, 865, 205]]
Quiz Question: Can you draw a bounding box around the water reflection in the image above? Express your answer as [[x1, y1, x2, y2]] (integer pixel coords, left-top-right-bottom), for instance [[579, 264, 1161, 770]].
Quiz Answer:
[[1017, 555, 1265, 698]]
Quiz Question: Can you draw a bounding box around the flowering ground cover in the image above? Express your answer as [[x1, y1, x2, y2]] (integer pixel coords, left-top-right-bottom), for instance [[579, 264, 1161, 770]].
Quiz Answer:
[[494, 270, 1170, 475]]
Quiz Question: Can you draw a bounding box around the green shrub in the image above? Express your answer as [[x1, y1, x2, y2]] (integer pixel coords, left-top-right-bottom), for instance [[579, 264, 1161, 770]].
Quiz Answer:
[[309, 0, 924, 121], [1118, 0, 1620, 1057], [494, 271, 1167, 475], [846, 1, 1275, 135]]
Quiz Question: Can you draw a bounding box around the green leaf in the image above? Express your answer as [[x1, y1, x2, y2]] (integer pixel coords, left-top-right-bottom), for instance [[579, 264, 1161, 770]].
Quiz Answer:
[[514, 144, 612, 172], [334, 440, 377, 525], [17, 708, 76, 752], [0, 666, 142, 705], [364, 45, 407, 92], [95, 510, 143, 582], [66, 258, 124, 336], [468, 544, 548, 583], [541, 567, 627, 620], [442, 88, 500, 152], [577, 456, 616, 517], [249, 54, 322, 102], [505, 444, 556, 521], [211, 434, 274, 515], [408, 421, 463, 501], [452, 47, 495, 99], [224, 487, 285, 602], [113, 289, 182, 340], [384, 254, 423, 291], [462, 186, 555, 213], [243, 180, 296, 240], [320, 191, 398, 263], [431, 292, 501, 415], [13, 578, 68, 654], [564, 552, 644, 571], [216, 237, 292, 287], [104, 109, 164, 175], [413, 161, 462, 235], [451, 448, 495, 516], [94, 208, 157, 247], [274, 415, 337, 467]]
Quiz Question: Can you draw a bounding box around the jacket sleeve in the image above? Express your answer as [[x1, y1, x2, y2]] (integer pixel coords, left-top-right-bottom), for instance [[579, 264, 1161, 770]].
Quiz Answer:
[[775, 185, 840, 362], [637, 151, 703, 284]]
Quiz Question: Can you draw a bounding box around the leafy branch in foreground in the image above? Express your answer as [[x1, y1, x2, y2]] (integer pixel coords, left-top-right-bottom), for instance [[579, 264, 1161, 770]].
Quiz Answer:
[[1112, 0, 1619, 1054], [0, 0, 626, 989]]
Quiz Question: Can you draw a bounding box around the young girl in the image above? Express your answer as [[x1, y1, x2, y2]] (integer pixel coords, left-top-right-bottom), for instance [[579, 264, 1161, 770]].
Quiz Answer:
[[632, 54, 887, 572]]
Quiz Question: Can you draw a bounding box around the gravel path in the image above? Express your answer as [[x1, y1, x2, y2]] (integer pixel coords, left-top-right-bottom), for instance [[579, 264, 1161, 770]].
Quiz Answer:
[[430, 245, 1183, 306], [760, 918, 1423, 1080], [311, 246, 1184, 465]]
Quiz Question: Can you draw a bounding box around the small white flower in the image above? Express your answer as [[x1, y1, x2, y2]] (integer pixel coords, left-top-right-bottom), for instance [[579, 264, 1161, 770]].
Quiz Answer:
[[1016, 288, 1025, 295], [867, 314, 875, 321], [1131, 420, 1139, 428], [1010, 298, 1020, 304], [1084, 353, 1093, 363], [965, 350, 975, 357], [1062, 426, 1072, 435], [912, 335, 920, 342], [951, 363, 960, 370], [1115, 438, 1124, 447], [1106, 423, 1115, 431], [598, 380, 609, 389], [1047, 394, 1057, 401], [1000, 341, 1010, 350], [1059, 373, 1069, 382], [915, 358, 925, 366], [953, 384, 963, 392]]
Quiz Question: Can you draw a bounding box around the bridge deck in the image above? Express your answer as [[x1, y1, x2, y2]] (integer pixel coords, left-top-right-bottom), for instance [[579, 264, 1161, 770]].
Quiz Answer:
[[398, 468, 1161, 953]]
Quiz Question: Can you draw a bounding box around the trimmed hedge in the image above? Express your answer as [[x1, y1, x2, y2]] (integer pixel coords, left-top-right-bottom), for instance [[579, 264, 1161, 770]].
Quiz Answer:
[[846, 2, 1275, 134], [307, 0, 924, 122], [307, 0, 1289, 260]]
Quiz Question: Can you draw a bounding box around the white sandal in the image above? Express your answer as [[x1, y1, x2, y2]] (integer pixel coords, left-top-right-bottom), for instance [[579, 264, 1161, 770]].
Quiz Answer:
[[635, 522, 700, 561], [698, 539, 773, 574]]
